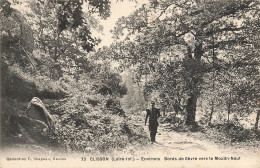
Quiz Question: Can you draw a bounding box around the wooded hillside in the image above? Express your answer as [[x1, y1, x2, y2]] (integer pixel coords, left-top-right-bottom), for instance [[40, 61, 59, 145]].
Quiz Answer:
[[1, 0, 259, 154]]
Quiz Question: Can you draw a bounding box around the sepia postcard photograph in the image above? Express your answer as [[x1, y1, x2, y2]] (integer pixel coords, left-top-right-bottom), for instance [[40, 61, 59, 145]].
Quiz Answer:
[[0, 0, 259, 167]]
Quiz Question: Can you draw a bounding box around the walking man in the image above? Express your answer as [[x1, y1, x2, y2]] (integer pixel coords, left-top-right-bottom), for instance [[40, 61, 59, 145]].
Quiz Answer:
[[145, 101, 160, 143]]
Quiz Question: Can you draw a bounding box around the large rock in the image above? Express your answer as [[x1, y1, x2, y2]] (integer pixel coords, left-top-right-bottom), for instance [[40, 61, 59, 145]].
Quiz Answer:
[[26, 97, 55, 131], [7, 115, 49, 144], [3, 97, 56, 146]]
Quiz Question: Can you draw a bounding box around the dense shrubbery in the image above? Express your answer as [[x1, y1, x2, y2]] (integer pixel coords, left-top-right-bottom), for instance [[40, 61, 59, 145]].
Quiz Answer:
[[1, 62, 67, 101], [1, 67, 148, 153], [210, 123, 260, 142], [160, 112, 200, 132], [50, 94, 147, 153]]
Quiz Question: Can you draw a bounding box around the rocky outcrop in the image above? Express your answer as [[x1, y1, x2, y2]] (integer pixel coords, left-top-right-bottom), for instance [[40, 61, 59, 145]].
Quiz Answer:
[[26, 97, 55, 131], [3, 97, 56, 146]]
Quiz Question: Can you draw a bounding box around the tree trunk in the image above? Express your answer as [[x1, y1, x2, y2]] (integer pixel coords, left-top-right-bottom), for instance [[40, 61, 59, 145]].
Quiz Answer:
[[227, 92, 232, 123], [254, 110, 260, 132], [208, 100, 214, 126], [186, 93, 197, 125], [209, 30, 215, 126], [184, 41, 203, 126], [53, 32, 60, 61]]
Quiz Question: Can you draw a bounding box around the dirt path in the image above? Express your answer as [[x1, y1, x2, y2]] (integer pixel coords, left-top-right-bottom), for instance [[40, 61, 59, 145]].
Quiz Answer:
[[141, 123, 250, 156], [1, 111, 259, 168], [127, 116, 259, 166]]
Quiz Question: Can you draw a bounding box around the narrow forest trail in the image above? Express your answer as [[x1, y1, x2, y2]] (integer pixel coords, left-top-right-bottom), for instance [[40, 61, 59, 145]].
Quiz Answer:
[[123, 114, 260, 168]]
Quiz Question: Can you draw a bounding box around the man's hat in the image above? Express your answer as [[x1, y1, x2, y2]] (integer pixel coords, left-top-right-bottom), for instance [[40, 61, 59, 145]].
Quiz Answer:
[[151, 101, 155, 104]]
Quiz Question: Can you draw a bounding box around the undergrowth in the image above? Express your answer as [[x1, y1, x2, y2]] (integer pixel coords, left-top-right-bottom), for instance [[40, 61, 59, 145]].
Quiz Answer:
[[50, 94, 148, 153]]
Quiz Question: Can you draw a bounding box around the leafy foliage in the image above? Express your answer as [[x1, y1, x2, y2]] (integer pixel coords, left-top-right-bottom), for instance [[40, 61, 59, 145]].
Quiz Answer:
[[1, 0, 259, 154], [98, 0, 260, 128], [49, 72, 145, 153], [0, 0, 148, 154]]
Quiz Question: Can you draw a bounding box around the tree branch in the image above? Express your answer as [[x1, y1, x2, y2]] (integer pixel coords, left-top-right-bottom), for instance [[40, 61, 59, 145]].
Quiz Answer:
[[18, 43, 36, 69], [200, 1, 255, 29], [205, 27, 244, 36], [205, 37, 248, 51]]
